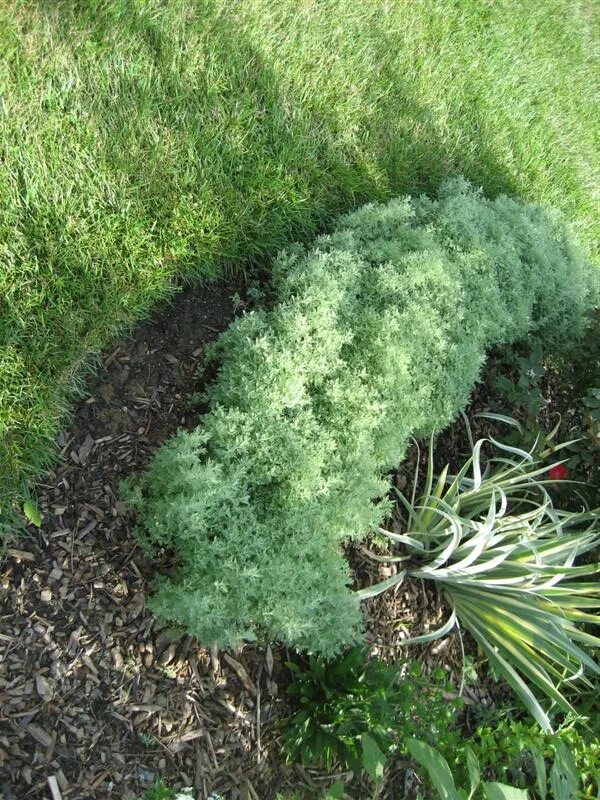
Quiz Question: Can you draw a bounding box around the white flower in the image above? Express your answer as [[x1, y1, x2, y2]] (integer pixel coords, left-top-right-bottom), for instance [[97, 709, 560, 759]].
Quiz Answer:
[[174, 790, 195, 800]]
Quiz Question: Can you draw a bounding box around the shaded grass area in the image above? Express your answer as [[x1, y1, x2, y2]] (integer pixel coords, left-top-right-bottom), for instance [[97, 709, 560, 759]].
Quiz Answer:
[[1, 0, 598, 515]]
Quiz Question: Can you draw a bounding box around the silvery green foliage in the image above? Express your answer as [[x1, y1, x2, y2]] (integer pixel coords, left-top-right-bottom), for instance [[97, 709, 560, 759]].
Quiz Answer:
[[127, 179, 596, 654]]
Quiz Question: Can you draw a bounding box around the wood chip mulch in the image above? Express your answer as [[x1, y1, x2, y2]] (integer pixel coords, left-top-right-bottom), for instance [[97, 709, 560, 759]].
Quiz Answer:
[[0, 282, 314, 800]]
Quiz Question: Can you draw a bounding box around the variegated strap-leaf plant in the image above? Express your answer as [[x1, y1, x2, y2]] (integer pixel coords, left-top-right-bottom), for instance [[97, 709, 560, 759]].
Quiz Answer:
[[359, 416, 600, 731]]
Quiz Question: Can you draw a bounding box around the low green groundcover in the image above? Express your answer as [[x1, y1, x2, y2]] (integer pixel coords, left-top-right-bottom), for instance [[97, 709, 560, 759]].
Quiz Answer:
[[127, 180, 596, 654]]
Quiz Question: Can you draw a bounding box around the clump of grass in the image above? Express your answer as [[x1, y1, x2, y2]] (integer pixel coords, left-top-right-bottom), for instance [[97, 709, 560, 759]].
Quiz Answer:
[[1, 0, 599, 517]]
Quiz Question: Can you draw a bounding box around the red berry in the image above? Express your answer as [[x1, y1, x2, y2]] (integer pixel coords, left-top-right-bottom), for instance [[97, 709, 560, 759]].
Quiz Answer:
[[549, 463, 568, 481]]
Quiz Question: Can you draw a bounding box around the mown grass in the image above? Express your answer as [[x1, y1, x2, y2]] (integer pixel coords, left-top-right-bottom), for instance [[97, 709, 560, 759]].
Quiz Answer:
[[1, 0, 598, 518]]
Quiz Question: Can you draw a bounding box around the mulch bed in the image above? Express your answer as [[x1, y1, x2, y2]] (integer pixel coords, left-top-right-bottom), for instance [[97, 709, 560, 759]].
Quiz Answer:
[[0, 281, 523, 800], [0, 281, 306, 800]]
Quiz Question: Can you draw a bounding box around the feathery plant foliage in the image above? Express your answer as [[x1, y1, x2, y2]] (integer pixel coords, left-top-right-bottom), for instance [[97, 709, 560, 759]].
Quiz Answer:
[[363, 419, 600, 731], [127, 179, 597, 655]]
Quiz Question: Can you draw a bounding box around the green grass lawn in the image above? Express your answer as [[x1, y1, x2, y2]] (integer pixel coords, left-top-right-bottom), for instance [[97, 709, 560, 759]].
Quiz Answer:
[[1, 0, 598, 519]]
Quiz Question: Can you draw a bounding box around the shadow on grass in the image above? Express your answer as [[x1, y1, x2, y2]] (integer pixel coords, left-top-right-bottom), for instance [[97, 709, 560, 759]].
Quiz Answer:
[[45, 0, 522, 262]]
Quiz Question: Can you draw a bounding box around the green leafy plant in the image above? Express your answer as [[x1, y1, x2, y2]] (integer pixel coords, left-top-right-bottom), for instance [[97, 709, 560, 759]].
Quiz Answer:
[[488, 309, 600, 508], [408, 736, 582, 800], [409, 738, 527, 800], [22, 498, 42, 528], [581, 387, 600, 441], [143, 781, 193, 800], [457, 718, 600, 798], [128, 179, 597, 654], [490, 343, 548, 429], [486, 345, 557, 461], [362, 421, 600, 730], [539, 314, 597, 501], [283, 646, 461, 784], [563, 384, 600, 503], [276, 783, 345, 800]]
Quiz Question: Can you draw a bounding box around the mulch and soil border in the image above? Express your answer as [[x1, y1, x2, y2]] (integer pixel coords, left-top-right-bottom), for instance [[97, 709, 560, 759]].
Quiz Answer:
[[2, 280, 593, 800]]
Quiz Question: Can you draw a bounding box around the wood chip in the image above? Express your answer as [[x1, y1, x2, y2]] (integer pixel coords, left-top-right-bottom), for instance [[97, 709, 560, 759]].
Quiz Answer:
[[265, 645, 274, 677], [223, 654, 256, 696], [81, 654, 98, 675], [26, 724, 53, 749], [47, 776, 62, 800], [56, 769, 69, 791], [77, 520, 98, 538], [35, 674, 53, 701], [6, 548, 35, 562], [172, 729, 204, 744]]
